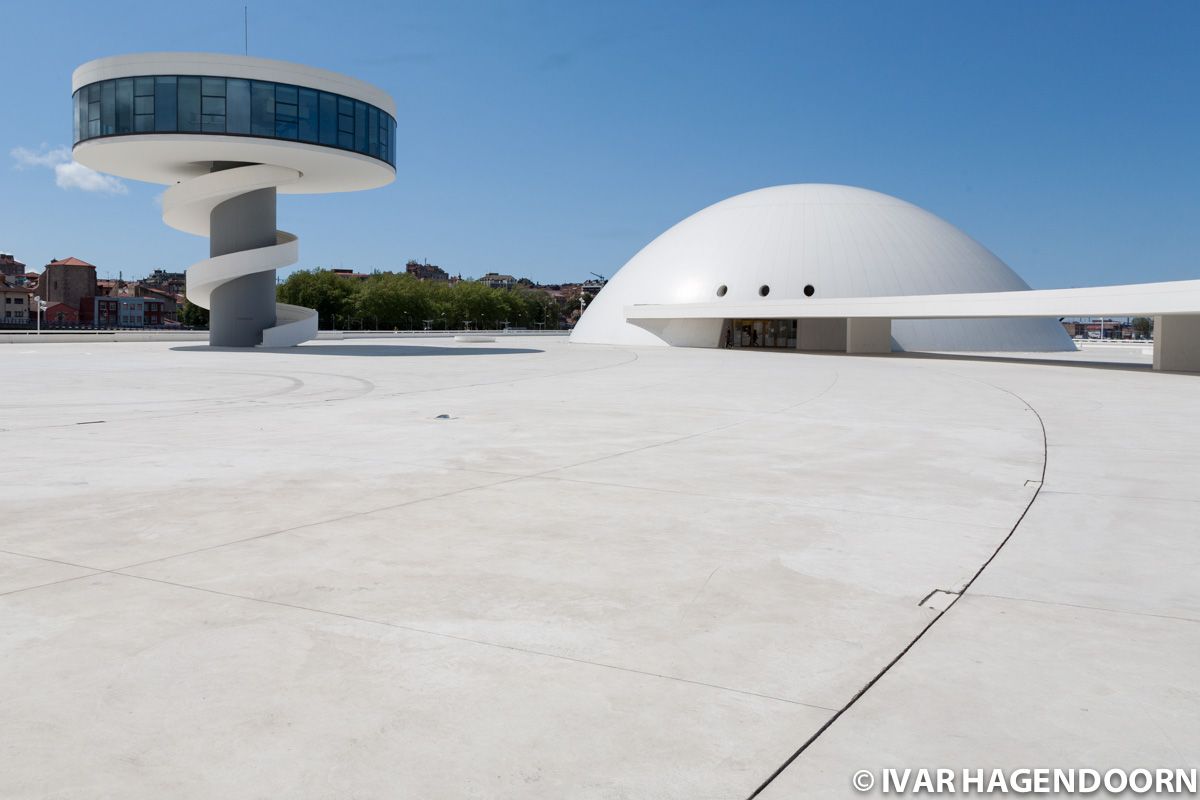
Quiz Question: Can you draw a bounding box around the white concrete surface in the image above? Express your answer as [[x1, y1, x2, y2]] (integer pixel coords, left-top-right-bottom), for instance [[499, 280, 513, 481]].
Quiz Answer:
[[1, 337, 1196, 798]]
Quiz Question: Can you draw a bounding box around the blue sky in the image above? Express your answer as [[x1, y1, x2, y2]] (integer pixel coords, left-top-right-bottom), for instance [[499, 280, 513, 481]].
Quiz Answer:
[[2, 0, 1197, 287]]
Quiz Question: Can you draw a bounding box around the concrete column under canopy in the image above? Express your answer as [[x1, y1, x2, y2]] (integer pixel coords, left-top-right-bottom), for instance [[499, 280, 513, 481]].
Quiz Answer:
[[1153, 315, 1200, 372]]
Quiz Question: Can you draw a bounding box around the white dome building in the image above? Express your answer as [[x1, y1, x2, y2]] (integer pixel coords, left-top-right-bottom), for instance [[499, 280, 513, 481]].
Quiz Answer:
[[571, 184, 1074, 352]]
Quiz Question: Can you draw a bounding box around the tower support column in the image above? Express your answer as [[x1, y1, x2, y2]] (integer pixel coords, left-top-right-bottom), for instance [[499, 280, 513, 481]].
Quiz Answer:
[[208, 186, 278, 347]]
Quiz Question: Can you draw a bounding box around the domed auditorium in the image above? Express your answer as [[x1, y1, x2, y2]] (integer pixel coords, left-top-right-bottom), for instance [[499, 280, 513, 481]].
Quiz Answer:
[[570, 184, 1075, 353]]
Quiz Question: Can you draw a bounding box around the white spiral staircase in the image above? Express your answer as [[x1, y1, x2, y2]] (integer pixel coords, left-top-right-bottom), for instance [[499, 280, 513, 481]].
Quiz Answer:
[[162, 163, 319, 347]]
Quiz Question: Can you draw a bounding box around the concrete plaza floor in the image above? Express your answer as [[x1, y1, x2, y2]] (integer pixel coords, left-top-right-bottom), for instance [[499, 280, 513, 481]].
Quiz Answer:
[[1, 337, 1197, 798]]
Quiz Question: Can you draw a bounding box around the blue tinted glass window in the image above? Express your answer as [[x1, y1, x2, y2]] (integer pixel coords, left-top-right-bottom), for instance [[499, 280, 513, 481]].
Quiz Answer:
[[226, 79, 250, 133], [318, 92, 337, 145], [75, 77, 393, 165], [298, 88, 318, 143], [250, 81, 274, 136], [154, 77, 177, 131], [367, 106, 378, 157], [177, 77, 201, 132], [275, 96, 298, 140], [88, 94, 101, 139], [115, 79, 133, 134], [354, 101, 367, 153], [201, 96, 225, 133], [100, 81, 116, 135], [76, 91, 87, 141]]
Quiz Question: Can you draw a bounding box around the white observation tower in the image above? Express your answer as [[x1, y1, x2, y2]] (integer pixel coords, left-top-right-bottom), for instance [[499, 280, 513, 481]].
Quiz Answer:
[[72, 53, 396, 346]]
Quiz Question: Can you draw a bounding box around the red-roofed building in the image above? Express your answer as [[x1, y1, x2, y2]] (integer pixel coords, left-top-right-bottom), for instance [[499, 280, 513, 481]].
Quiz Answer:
[[41, 257, 98, 310]]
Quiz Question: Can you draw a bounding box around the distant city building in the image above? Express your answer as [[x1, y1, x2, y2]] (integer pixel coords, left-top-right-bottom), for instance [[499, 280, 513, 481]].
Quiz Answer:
[[41, 257, 98, 310], [406, 260, 449, 281], [1061, 318, 1143, 340], [478, 272, 516, 289], [331, 268, 370, 280], [135, 285, 180, 323], [96, 279, 124, 297], [0, 275, 34, 326], [142, 268, 186, 294], [42, 302, 79, 325], [0, 253, 26, 282], [78, 296, 165, 328]]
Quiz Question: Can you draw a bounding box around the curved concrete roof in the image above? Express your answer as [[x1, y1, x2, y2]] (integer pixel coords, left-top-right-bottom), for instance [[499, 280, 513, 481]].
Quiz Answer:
[[571, 184, 1074, 352], [72, 52, 396, 117]]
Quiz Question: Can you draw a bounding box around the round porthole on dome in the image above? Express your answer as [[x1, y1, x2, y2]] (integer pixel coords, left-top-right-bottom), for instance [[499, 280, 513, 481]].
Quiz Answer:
[[758, 285, 770, 297], [804, 284, 815, 297], [716, 285, 728, 297]]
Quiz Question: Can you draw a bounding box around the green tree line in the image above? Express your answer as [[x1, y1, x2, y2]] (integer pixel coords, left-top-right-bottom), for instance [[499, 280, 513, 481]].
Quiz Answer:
[[275, 269, 567, 330]]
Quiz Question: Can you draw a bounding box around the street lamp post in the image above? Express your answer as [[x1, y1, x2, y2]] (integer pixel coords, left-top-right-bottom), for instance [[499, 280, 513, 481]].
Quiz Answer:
[[34, 295, 47, 335]]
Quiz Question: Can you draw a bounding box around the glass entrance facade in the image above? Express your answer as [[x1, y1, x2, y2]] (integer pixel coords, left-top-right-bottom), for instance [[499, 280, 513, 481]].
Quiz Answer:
[[73, 75, 397, 168], [727, 319, 798, 348]]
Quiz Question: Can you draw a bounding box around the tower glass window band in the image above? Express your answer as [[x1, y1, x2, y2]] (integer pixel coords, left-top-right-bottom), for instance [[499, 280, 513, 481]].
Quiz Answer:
[[73, 75, 397, 168]]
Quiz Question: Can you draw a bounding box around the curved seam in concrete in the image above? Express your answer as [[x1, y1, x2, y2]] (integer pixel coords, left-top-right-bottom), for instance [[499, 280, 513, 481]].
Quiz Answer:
[[746, 378, 1048, 799]]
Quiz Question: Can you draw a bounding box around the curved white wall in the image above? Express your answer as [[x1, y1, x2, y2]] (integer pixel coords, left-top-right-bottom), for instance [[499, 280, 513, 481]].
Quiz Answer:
[[571, 184, 1074, 352], [72, 52, 395, 116]]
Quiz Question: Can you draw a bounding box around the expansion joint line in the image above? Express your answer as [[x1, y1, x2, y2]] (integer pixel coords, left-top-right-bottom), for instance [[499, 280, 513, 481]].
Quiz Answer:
[[746, 382, 1048, 799]]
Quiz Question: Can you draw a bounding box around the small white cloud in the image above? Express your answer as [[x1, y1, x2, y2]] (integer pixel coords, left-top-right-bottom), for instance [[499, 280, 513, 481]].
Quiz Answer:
[[11, 144, 71, 169], [54, 161, 127, 194], [10, 144, 127, 195]]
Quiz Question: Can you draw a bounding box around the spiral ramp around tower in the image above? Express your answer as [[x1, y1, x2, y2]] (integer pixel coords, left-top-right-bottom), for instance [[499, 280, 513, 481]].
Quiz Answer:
[[162, 164, 317, 347]]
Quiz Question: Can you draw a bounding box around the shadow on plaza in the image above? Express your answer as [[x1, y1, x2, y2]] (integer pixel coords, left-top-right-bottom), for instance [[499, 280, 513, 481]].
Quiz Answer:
[[888, 350, 1163, 374], [748, 347, 1166, 374], [171, 344, 544, 357]]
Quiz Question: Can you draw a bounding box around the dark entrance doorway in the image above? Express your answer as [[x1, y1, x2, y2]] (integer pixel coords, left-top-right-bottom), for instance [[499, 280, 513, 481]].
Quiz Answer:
[[726, 319, 797, 348]]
